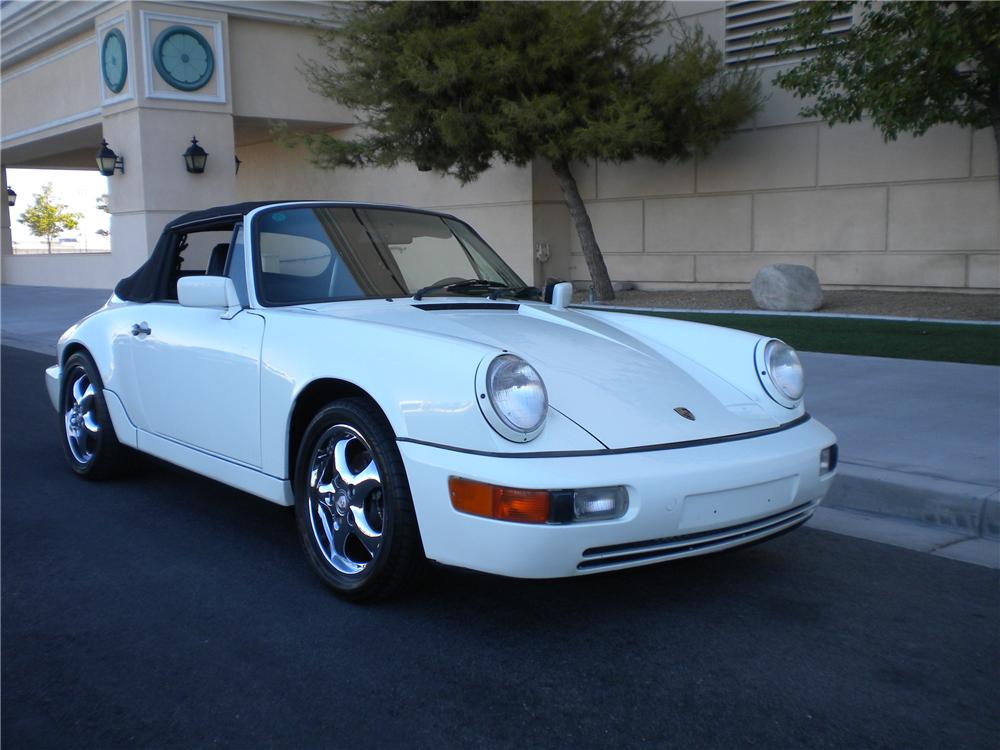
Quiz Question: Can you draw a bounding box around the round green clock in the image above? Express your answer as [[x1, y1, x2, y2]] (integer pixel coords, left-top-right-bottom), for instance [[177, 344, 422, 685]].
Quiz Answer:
[[101, 28, 128, 94], [152, 25, 214, 92]]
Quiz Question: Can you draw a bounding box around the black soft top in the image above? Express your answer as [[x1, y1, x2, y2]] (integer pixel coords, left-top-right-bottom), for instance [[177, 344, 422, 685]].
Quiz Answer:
[[164, 201, 279, 231], [113, 200, 463, 303], [114, 201, 286, 302]]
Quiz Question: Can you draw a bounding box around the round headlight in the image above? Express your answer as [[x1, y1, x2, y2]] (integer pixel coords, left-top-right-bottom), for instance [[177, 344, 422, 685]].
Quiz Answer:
[[483, 354, 548, 439], [764, 339, 804, 402]]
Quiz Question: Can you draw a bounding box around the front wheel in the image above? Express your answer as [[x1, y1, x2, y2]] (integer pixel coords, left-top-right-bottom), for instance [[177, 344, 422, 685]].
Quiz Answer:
[[294, 398, 423, 601], [59, 350, 131, 479]]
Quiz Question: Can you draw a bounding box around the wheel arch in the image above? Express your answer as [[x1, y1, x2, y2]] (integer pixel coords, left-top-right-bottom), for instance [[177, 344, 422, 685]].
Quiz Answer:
[[60, 341, 90, 369], [286, 378, 390, 482]]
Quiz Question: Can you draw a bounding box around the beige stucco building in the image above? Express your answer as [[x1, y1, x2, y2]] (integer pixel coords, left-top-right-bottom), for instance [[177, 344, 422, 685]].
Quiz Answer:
[[2, 0, 998, 293]]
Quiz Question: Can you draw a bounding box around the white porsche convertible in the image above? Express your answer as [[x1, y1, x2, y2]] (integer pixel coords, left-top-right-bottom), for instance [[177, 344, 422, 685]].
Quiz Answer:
[[47, 201, 837, 599]]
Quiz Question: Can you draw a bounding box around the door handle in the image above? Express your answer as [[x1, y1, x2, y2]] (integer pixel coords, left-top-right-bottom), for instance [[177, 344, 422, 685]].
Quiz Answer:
[[131, 322, 151, 336]]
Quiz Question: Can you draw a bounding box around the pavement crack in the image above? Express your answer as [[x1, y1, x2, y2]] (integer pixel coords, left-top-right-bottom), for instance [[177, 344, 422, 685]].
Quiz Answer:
[[927, 535, 978, 553]]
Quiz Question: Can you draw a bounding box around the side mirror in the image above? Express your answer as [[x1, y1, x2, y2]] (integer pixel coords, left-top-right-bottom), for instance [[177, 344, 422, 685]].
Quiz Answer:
[[543, 278, 569, 303], [177, 275, 241, 317], [549, 281, 573, 310]]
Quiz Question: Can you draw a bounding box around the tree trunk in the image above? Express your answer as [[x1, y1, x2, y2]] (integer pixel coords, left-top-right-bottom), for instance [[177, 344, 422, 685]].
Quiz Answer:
[[551, 158, 615, 302], [46, 236, 51, 253]]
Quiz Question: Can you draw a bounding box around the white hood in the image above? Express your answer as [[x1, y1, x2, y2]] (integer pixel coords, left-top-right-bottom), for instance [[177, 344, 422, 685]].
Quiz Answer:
[[299, 299, 778, 449]]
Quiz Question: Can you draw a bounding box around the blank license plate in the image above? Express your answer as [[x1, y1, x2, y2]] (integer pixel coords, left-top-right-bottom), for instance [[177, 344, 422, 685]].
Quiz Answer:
[[679, 476, 796, 530]]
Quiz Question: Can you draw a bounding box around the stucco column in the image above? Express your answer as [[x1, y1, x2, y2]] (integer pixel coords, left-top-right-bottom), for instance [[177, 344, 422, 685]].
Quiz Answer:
[[102, 107, 237, 280], [94, 3, 236, 285]]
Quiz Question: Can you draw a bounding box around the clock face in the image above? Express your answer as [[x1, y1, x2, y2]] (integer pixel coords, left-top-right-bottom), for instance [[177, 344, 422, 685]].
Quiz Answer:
[[152, 25, 214, 92], [101, 28, 127, 94]]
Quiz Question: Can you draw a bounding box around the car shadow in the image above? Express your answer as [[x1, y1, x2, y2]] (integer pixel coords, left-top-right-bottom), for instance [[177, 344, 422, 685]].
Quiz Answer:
[[135, 456, 791, 618]]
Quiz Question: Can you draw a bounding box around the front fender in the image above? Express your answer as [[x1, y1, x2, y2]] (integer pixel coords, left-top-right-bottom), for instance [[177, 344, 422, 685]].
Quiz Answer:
[[55, 298, 138, 407], [575, 309, 806, 424], [258, 311, 605, 478]]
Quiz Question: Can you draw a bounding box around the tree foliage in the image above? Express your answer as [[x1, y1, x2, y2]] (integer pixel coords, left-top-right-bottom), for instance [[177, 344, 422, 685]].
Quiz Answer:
[[298, 1, 762, 300], [18, 183, 82, 253], [772, 1, 1000, 178]]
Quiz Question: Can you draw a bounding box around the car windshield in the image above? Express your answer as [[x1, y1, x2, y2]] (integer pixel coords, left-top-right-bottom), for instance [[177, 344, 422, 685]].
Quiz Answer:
[[252, 205, 533, 306]]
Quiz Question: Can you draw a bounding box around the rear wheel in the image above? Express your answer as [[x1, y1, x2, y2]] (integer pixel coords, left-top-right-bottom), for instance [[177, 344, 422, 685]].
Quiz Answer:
[[294, 398, 423, 601], [59, 351, 130, 479]]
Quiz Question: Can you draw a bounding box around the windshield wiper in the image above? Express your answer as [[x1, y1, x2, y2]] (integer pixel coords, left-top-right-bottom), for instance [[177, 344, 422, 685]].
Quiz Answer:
[[412, 278, 506, 301]]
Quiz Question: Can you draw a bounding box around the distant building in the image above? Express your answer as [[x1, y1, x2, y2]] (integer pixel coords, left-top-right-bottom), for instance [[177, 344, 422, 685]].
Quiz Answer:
[[2, 1, 997, 291]]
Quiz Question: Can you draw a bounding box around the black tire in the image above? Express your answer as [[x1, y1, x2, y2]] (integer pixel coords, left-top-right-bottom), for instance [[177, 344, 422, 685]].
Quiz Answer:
[[294, 398, 424, 601], [59, 350, 131, 480]]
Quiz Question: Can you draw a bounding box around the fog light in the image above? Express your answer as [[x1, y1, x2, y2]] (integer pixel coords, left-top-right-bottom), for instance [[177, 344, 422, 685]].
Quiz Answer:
[[572, 486, 628, 521], [820, 444, 838, 474]]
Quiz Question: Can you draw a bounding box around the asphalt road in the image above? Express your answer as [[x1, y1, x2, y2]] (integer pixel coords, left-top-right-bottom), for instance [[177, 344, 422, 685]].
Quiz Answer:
[[3, 345, 998, 749]]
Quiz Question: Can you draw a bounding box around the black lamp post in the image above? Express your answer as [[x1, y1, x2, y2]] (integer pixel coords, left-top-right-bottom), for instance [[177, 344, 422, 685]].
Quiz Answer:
[[183, 136, 208, 174], [95, 139, 124, 176], [6, 186, 15, 207]]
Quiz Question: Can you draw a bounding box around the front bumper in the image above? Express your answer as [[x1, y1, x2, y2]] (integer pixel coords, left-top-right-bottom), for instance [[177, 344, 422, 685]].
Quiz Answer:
[[399, 417, 837, 578], [45, 364, 61, 411]]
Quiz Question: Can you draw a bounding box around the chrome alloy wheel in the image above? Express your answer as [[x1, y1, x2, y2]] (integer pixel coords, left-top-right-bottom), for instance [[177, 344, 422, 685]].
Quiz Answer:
[[307, 424, 385, 575], [64, 369, 100, 464]]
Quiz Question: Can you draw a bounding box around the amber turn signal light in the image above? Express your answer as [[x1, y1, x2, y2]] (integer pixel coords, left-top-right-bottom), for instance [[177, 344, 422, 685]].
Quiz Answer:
[[449, 477, 550, 524]]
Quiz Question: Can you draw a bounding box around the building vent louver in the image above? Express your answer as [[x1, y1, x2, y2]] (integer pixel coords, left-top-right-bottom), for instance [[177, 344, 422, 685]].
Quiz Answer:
[[724, 1, 853, 67]]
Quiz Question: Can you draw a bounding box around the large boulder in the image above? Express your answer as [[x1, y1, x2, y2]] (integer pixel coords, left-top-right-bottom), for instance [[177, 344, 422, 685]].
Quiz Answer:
[[751, 264, 824, 312]]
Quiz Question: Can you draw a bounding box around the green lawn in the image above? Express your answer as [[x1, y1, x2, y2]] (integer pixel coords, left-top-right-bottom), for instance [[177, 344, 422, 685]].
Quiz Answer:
[[576, 308, 1000, 366]]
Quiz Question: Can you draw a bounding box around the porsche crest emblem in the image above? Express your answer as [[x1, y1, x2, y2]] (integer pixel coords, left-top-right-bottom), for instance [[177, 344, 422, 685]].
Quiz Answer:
[[674, 407, 696, 421]]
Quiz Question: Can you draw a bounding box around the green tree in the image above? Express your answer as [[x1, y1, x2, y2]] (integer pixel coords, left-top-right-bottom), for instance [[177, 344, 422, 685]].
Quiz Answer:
[[771, 1, 1000, 183], [296, 1, 762, 301], [18, 183, 82, 253]]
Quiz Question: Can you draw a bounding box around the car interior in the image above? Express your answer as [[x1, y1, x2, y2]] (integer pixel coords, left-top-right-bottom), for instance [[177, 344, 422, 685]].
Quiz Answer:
[[163, 226, 242, 302]]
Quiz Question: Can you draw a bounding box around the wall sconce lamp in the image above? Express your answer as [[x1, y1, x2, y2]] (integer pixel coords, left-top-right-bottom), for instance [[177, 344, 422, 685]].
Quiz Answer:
[[234, 155, 242, 175], [6, 187, 16, 207], [96, 139, 125, 176], [183, 136, 209, 174]]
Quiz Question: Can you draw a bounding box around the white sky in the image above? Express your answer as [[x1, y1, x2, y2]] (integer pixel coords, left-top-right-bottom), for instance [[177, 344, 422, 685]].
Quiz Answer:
[[7, 168, 111, 250]]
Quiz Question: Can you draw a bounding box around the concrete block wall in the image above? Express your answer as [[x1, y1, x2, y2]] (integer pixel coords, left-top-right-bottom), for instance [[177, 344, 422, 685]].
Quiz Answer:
[[534, 121, 998, 293], [533, 1, 1000, 293]]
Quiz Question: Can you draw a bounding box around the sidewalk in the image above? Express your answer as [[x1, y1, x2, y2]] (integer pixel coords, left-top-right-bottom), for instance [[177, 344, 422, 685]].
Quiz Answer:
[[3, 284, 997, 566], [801, 351, 999, 566], [1, 284, 112, 356]]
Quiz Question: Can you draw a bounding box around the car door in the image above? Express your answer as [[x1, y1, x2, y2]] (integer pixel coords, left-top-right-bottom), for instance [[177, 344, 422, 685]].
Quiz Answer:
[[127, 227, 265, 468]]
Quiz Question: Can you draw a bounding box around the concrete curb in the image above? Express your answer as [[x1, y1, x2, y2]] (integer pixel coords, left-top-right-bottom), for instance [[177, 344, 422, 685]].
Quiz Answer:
[[822, 464, 1000, 541], [806, 507, 999, 568]]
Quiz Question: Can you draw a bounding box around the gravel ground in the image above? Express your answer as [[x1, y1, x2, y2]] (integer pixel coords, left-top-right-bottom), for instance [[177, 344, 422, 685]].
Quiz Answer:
[[572, 289, 1000, 321]]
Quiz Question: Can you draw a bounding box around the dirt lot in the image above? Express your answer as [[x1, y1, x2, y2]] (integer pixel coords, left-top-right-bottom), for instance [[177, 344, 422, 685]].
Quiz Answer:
[[573, 289, 999, 321]]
